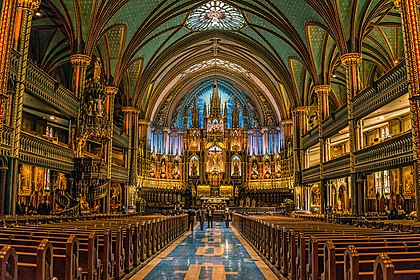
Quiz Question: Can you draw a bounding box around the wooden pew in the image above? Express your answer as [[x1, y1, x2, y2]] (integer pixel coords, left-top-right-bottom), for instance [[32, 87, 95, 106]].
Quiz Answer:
[[0, 245, 18, 280], [374, 253, 420, 280]]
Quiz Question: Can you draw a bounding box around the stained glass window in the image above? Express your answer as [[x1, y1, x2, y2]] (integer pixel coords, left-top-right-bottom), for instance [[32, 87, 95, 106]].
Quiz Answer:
[[186, 1, 245, 31]]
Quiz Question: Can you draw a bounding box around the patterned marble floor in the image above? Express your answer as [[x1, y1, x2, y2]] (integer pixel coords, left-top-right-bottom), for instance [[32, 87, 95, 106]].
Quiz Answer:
[[131, 222, 278, 280]]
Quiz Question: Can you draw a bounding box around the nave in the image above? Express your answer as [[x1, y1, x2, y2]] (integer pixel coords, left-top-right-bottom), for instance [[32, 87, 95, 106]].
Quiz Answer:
[[132, 221, 277, 279]]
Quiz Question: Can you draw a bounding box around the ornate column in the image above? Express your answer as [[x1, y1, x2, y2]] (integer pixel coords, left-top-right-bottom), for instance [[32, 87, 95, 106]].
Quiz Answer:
[[70, 54, 91, 98], [393, 0, 420, 219], [104, 86, 118, 213], [292, 106, 309, 211], [0, 0, 18, 143], [8, 0, 40, 215], [340, 53, 362, 215], [314, 85, 331, 213], [122, 106, 140, 207], [138, 119, 149, 179]]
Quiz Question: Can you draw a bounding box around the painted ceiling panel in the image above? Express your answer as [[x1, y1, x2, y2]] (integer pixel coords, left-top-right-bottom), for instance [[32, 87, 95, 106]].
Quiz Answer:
[[107, 0, 188, 47], [137, 13, 187, 67], [246, 27, 298, 67], [337, 0, 354, 42], [307, 25, 327, 77], [267, 0, 323, 39], [153, 27, 191, 63], [80, 0, 95, 39]]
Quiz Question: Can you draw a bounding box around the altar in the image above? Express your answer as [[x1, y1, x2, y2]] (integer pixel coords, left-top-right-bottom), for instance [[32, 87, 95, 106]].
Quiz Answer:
[[200, 197, 230, 210]]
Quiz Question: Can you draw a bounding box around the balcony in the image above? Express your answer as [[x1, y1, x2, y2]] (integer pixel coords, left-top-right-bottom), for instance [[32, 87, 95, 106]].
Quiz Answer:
[[111, 164, 129, 183], [302, 164, 320, 184], [302, 125, 319, 150], [353, 60, 409, 120], [10, 51, 79, 117], [323, 154, 350, 179], [321, 104, 348, 137], [19, 132, 74, 172], [355, 131, 413, 173], [0, 126, 13, 157]]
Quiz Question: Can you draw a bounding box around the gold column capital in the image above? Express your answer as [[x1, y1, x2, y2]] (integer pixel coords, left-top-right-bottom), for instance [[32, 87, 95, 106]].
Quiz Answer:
[[122, 106, 141, 114], [105, 86, 118, 96], [70, 54, 91, 67], [313, 85, 331, 95], [392, 0, 401, 8], [139, 119, 150, 125], [292, 106, 309, 114], [18, 0, 41, 9], [282, 119, 293, 126], [340, 53, 362, 66]]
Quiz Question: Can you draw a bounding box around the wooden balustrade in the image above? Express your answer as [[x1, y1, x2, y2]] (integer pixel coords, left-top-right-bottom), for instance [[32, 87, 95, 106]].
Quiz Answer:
[[232, 214, 420, 280], [0, 214, 188, 280], [20, 131, 74, 172]]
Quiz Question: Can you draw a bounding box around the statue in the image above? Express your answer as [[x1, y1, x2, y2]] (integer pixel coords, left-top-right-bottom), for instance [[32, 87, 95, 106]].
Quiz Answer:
[[191, 160, 198, 176], [245, 197, 251, 207], [77, 194, 90, 213], [264, 161, 271, 178], [239, 199, 244, 207], [173, 162, 180, 179], [160, 161, 166, 178], [96, 98, 103, 117], [233, 160, 240, 175], [251, 162, 258, 179]]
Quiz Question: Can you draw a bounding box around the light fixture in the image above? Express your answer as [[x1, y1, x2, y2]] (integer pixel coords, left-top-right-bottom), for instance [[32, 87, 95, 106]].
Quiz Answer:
[[35, 11, 42, 17], [49, 116, 56, 120], [394, 60, 399, 64], [332, 74, 337, 78]]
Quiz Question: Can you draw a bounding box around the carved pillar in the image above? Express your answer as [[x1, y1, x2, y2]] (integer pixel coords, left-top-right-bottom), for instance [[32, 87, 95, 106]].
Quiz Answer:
[[393, 0, 420, 219], [8, 0, 40, 215], [341, 53, 362, 215], [70, 54, 91, 98], [314, 85, 331, 213], [138, 120, 149, 179], [122, 106, 140, 206], [292, 107, 309, 211], [104, 86, 118, 213], [0, 0, 19, 142]]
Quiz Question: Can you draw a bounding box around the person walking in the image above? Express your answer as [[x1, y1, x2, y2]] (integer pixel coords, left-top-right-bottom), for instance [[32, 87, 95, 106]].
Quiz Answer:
[[206, 207, 213, 228], [197, 207, 205, 230], [224, 208, 230, 228], [187, 207, 195, 231]]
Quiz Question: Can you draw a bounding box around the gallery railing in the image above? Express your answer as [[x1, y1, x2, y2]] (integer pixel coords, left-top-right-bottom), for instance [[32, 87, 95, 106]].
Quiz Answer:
[[355, 131, 413, 173], [19, 132, 74, 172]]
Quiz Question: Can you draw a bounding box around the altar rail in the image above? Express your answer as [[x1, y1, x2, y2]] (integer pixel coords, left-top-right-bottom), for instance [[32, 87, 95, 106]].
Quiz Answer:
[[247, 178, 292, 190]]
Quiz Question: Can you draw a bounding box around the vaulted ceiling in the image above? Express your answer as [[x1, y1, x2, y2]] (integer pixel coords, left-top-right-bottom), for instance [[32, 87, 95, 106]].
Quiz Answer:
[[29, 0, 403, 126]]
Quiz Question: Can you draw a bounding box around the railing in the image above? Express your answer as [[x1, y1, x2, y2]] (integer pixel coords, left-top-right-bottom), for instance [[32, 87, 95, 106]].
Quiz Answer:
[[10, 50, 79, 117], [302, 125, 319, 150], [20, 132, 74, 172], [355, 131, 413, 172], [323, 154, 350, 179], [321, 104, 348, 137], [353, 59, 408, 119], [113, 126, 128, 148], [141, 178, 184, 190], [87, 181, 109, 201], [53, 189, 70, 209], [302, 164, 320, 183], [111, 164, 129, 183], [247, 178, 292, 190], [0, 126, 13, 156], [56, 203, 80, 218]]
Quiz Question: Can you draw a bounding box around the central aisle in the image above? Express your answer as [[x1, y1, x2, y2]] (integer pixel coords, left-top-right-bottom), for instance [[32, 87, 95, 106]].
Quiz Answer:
[[131, 222, 278, 279]]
